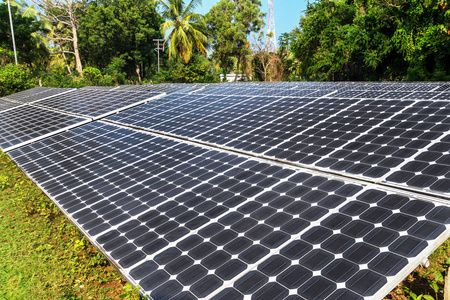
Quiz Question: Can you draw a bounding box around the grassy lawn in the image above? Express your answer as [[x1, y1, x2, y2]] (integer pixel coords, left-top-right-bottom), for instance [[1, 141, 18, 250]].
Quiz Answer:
[[0, 148, 448, 300]]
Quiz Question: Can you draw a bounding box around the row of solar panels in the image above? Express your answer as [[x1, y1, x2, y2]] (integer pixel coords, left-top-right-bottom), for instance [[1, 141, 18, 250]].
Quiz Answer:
[[1, 84, 450, 300], [2, 86, 450, 198]]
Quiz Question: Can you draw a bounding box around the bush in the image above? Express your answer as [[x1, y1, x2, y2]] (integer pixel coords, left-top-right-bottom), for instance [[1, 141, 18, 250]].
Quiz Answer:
[[0, 64, 35, 96], [82, 67, 102, 84], [152, 54, 220, 83], [40, 71, 90, 88], [98, 74, 115, 86], [406, 65, 428, 81], [105, 58, 127, 85]]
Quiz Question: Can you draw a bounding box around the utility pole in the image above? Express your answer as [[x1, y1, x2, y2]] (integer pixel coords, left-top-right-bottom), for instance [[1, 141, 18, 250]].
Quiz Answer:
[[7, 0, 18, 64], [153, 39, 165, 73]]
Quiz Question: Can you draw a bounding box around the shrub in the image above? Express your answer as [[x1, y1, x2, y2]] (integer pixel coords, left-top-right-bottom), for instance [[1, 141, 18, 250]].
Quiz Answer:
[[40, 71, 90, 88], [0, 64, 35, 96], [82, 67, 102, 84], [98, 74, 115, 86], [105, 58, 127, 85]]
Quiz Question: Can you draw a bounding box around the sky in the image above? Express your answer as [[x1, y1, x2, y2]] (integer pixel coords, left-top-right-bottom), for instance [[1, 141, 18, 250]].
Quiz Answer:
[[196, 0, 308, 44]]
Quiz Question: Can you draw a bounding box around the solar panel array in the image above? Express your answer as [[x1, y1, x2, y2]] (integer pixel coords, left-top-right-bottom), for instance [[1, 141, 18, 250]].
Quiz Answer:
[[1, 83, 450, 300]]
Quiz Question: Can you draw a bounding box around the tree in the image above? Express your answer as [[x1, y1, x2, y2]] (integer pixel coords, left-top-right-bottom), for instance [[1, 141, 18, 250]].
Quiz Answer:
[[206, 0, 265, 81], [31, 0, 84, 75], [159, 0, 208, 64], [291, 0, 358, 81], [390, 0, 450, 80], [252, 31, 282, 81], [277, 32, 301, 81], [79, 0, 163, 80], [0, 2, 49, 67], [290, 0, 450, 81]]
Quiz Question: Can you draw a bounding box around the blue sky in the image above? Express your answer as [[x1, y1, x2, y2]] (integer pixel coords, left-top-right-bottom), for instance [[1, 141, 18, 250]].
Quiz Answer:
[[196, 0, 307, 43]]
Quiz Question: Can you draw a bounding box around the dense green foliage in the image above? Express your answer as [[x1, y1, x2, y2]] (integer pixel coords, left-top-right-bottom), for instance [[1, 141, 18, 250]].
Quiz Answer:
[[0, 64, 34, 96], [290, 0, 450, 81], [152, 53, 219, 83], [79, 0, 163, 80]]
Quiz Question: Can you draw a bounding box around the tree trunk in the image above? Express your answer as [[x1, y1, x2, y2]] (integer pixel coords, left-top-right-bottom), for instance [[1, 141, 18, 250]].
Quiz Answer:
[[72, 26, 83, 75], [263, 57, 268, 81], [60, 45, 71, 75], [235, 55, 241, 82], [136, 65, 142, 83]]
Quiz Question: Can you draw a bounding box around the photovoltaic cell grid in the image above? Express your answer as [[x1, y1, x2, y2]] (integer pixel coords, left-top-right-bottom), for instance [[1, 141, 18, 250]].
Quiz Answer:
[[107, 94, 277, 134], [107, 93, 200, 124], [0, 98, 24, 111], [81, 86, 119, 91], [2, 87, 75, 103], [107, 88, 450, 198], [329, 89, 450, 101], [8, 122, 450, 300], [0, 105, 88, 151], [116, 83, 206, 94], [33, 89, 162, 118], [196, 82, 450, 99]]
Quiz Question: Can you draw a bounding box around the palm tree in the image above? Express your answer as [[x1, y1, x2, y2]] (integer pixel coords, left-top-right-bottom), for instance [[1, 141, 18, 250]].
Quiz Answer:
[[159, 0, 208, 63]]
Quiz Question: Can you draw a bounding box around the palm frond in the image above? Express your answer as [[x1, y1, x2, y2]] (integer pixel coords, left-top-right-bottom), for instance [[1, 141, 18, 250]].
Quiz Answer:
[[162, 0, 208, 63], [161, 20, 176, 35], [183, 0, 203, 17]]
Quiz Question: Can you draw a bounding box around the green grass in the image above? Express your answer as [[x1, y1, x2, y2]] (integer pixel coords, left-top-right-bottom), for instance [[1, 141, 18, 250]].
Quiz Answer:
[[0, 148, 448, 300]]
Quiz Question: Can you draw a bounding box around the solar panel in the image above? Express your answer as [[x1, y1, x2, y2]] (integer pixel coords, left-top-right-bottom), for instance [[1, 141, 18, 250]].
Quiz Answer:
[[115, 83, 206, 94], [147, 96, 255, 133], [431, 92, 450, 100], [81, 86, 120, 91], [107, 94, 277, 135], [0, 98, 25, 111], [107, 93, 210, 125], [323, 90, 364, 99], [2, 87, 75, 103], [0, 105, 89, 151], [8, 121, 450, 300], [171, 96, 316, 140], [196, 82, 446, 98], [270, 89, 317, 97], [434, 84, 450, 92], [33, 89, 163, 119]]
